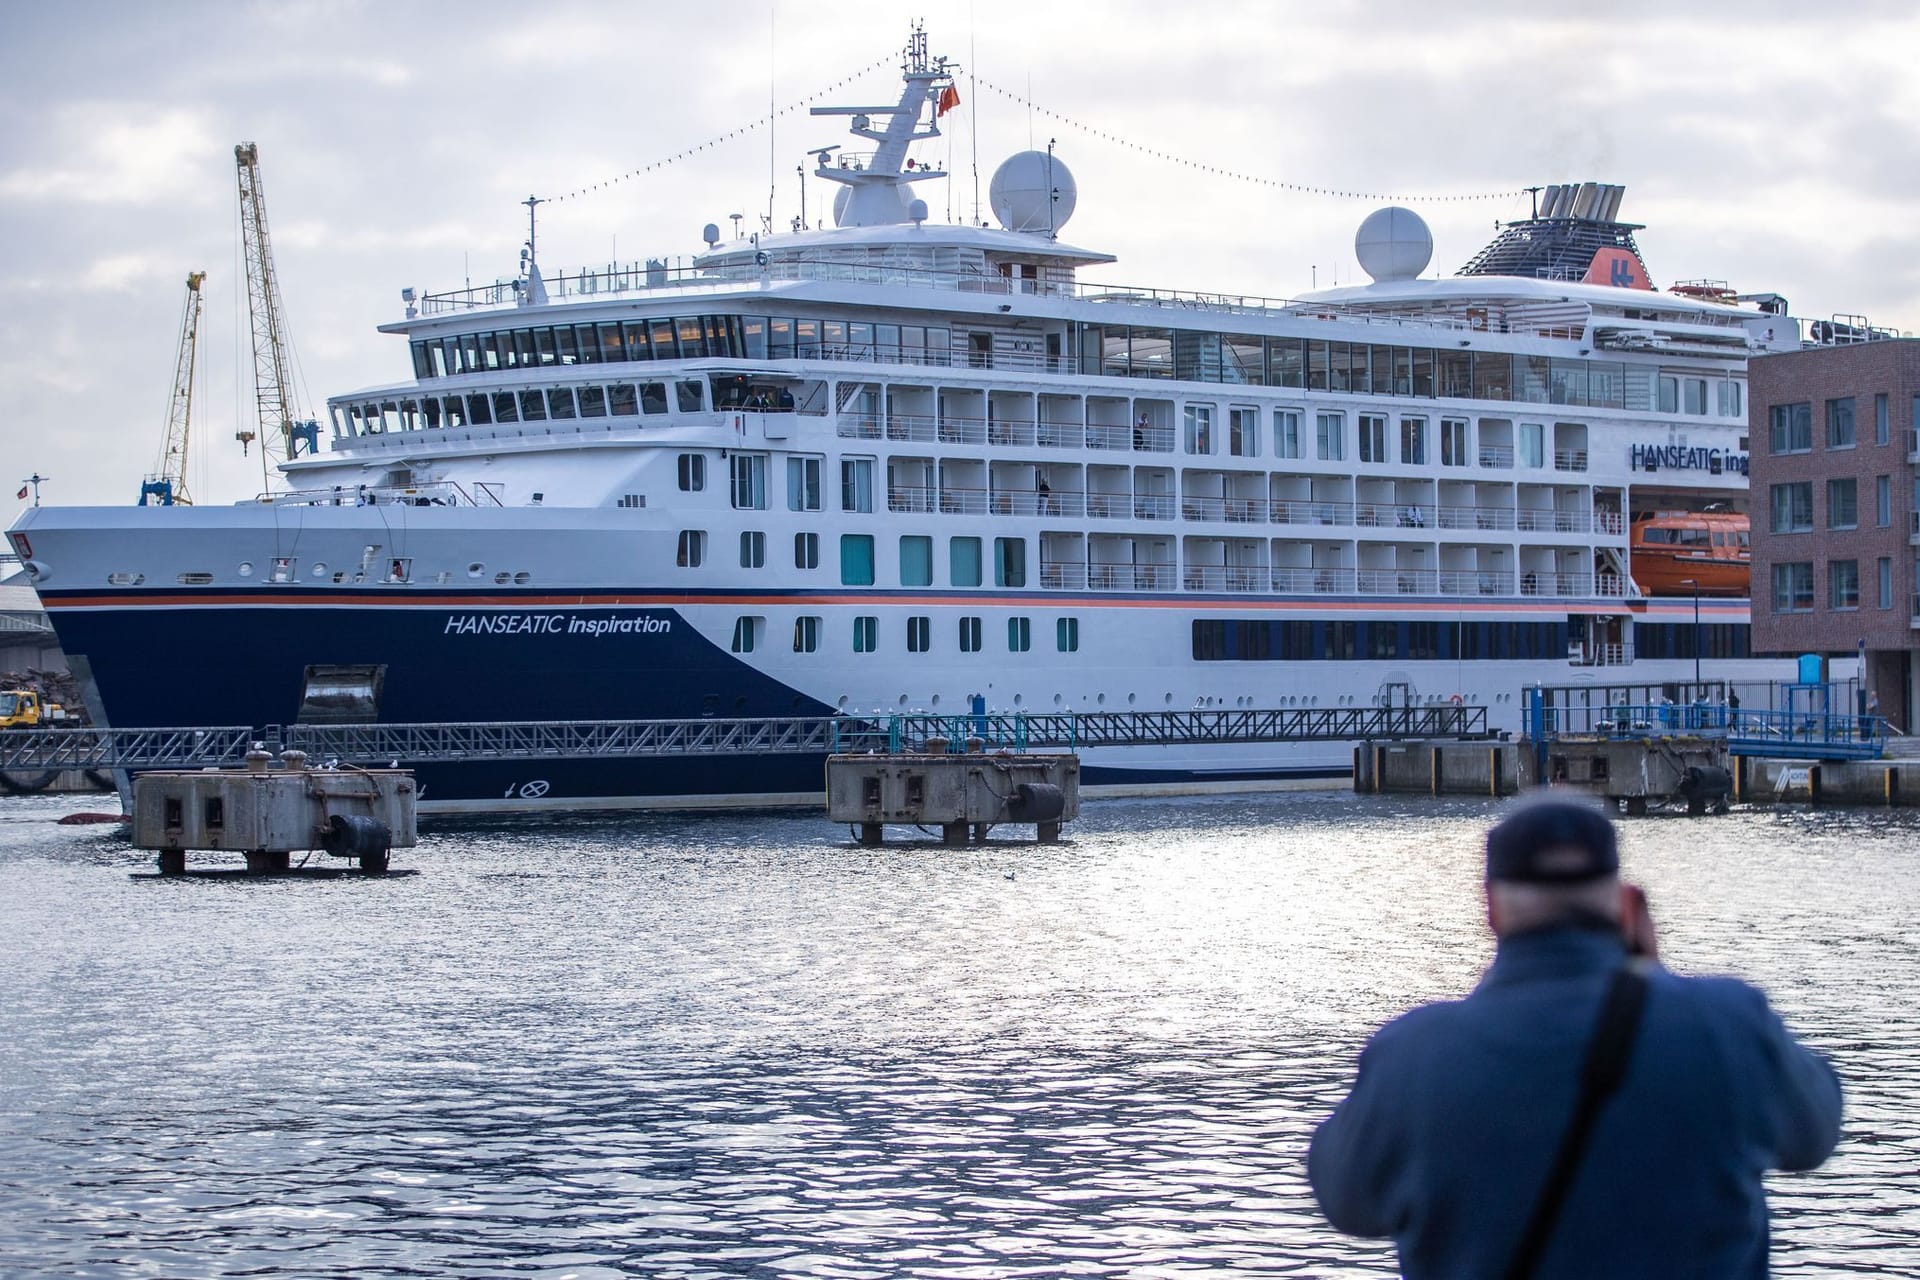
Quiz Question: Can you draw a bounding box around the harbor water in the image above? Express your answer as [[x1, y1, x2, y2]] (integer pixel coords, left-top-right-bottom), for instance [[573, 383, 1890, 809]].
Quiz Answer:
[[1, 791, 1915, 1276]]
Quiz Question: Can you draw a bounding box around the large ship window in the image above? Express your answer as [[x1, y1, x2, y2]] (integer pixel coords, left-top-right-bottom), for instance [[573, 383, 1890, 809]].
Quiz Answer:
[[608, 384, 637, 416], [296, 664, 385, 723], [650, 318, 678, 359], [547, 388, 576, 419], [641, 382, 669, 414], [578, 386, 607, 417], [676, 381, 704, 413]]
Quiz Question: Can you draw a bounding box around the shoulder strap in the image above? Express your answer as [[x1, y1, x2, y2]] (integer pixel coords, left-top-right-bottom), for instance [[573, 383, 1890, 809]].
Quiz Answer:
[[1503, 960, 1652, 1280]]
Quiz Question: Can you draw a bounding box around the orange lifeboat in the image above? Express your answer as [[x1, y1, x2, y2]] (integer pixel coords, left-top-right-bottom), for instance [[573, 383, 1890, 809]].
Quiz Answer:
[[1630, 510, 1749, 596]]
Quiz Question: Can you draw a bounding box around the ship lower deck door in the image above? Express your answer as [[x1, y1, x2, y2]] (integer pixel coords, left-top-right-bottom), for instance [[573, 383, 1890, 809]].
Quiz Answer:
[[296, 664, 386, 723]]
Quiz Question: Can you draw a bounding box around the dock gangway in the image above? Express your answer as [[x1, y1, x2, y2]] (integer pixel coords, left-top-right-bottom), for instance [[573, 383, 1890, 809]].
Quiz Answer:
[[0, 705, 1488, 773]]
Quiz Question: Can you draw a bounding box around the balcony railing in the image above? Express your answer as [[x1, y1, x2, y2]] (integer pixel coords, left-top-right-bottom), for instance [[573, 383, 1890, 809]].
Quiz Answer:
[[1552, 449, 1590, 472], [1039, 560, 1087, 590], [1478, 445, 1515, 469], [1184, 565, 1268, 592], [1088, 562, 1176, 590]]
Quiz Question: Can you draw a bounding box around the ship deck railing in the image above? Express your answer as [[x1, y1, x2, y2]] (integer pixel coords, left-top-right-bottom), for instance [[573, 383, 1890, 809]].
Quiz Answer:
[[0, 706, 1492, 773], [415, 255, 1753, 342]]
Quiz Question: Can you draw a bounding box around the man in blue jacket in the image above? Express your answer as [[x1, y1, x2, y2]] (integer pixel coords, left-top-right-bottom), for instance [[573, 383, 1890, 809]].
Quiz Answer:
[[1309, 798, 1842, 1278]]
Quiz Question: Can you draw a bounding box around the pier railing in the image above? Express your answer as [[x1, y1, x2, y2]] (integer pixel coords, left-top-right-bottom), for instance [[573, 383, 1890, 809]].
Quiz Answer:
[[0, 706, 1489, 773]]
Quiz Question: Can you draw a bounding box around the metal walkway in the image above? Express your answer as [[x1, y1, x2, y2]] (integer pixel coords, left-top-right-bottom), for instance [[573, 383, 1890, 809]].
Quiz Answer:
[[0, 705, 1487, 772]]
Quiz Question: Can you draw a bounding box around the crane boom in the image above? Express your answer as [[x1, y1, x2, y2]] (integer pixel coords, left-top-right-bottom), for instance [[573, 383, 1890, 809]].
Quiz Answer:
[[139, 270, 206, 507], [233, 141, 317, 489]]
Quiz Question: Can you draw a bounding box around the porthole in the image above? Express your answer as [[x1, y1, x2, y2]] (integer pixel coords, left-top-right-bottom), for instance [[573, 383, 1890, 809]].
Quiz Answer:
[[930, 694, 941, 708], [513, 572, 531, 585], [237, 562, 254, 578], [898, 694, 909, 707], [495, 571, 512, 585], [1163, 692, 1173, 706], [1052, 693, 1064, 707], [1097, 693, 1107, 706], [311, 562, 328, 578], [467, 562, 485, 579], [1010, 693, 1022, 708], [837, 695, 849, 710], [1127, 692, 1137, 706]]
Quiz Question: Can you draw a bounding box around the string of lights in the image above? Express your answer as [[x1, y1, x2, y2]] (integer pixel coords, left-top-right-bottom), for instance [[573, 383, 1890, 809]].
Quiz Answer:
[[974, 75, 1525, 205], [549, 53, 896, 204]]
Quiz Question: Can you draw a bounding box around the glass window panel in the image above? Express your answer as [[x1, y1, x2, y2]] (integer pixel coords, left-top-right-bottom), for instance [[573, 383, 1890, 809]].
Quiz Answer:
[[950, 536, 982, 587], [840, 534, 875, 586], [900, 535, 933, 586]]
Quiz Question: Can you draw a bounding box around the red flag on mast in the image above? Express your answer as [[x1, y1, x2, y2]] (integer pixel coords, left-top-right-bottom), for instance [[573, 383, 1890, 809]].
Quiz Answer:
[[936, 85, 961, 117]]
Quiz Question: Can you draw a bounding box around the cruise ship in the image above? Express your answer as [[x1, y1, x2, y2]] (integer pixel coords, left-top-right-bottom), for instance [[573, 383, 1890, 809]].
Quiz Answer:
[[7, 31, 1800, 811]]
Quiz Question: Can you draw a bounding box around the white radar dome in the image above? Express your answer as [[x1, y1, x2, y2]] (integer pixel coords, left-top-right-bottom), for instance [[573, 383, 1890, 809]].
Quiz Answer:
[[1355, 206, 1432, 283], [990, 151, 1077, 234]]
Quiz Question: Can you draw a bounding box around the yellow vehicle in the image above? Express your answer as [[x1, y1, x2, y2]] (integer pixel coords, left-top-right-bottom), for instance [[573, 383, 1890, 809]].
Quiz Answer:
[[0, 689, 67, 729]]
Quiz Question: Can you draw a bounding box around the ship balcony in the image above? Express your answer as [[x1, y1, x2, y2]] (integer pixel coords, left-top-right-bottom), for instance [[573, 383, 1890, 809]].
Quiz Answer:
[[1183, 565, 1267, 592], [1133, 494, 1178, 521], [1180, 495, 1271, 523], [1573, 643, 1637, 667], [1552, 449, 1590, 473], [1086, 492, 1130, 519], [1039, 560, 1088, 590], [1477, 445, 1515, 469], [987, 487, 1084, 518], [1088, 561, 1176, 591], [1518, 571, 1626, 597], [887, 485, 938, 514]]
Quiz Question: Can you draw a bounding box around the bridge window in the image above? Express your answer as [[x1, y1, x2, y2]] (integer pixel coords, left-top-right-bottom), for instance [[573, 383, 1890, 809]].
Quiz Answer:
[[609, 383, 638, 416]]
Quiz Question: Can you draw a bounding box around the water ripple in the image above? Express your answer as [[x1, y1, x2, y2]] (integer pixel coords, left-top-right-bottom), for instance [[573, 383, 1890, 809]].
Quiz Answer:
[[0, 792, 1914, 1274]]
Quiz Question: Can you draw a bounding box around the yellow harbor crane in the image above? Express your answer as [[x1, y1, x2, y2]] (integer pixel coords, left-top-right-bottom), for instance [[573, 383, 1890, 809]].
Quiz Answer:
[[233, 142, 318, 489], [139, 270, 206, 507]]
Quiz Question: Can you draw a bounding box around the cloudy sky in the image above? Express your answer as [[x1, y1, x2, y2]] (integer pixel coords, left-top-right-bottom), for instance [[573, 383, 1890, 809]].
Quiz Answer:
[[5, 0, 1918, 507]]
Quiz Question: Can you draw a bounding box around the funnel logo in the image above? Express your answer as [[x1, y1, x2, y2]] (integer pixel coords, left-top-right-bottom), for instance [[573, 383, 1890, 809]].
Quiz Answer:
[[1583, 247, 1653, 290]]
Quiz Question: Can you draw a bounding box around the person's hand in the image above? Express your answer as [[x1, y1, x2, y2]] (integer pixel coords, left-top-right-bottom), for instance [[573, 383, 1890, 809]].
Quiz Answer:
[[1620, 882, 1660, 963]]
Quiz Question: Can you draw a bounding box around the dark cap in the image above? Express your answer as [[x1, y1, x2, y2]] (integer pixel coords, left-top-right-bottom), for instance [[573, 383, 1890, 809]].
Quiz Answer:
[[1486, 799, 1619, 883]]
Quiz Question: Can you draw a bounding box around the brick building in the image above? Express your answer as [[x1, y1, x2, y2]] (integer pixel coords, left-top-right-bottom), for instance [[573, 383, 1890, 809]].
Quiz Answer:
[[1748, 338, 1918, 730]]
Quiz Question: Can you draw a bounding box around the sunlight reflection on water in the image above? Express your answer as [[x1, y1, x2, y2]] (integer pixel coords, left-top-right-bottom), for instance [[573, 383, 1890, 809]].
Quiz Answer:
[[1, 790, 1913, 1275]]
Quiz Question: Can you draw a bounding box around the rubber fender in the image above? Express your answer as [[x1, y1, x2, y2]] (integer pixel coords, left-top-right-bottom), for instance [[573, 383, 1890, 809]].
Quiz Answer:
[[1008, 781, 1066, 823], [321, 813, 391, 859]]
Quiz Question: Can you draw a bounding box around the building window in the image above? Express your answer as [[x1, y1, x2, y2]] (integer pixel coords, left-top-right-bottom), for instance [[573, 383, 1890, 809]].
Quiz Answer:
[[1519, 422, 1545, 468], [1400, 416, 1428, 466], [900, 535, 933, 587], [1769, 482, 1813, 533], [1358, 413, 1387, 464], [1878, 475, 1892, 527], [677, 453, 706, 491], [1008, 616, 1032, 651], [1769, 403, 1812, 453], [1057, 617, 1080, 652], [994, 537, 1027, 587], [841, 457, 874, 512], [794, 531, 819, 570], [730, 616, 759, 653], [676, 530, 706, 568], [1879, 557, 1894, 610], [958, 615, 983, 652], [739, 530, 765, 568], [792, 615, 820, 653], [1440, 417, 1469, 467], [1829, 559, 1859, 610], [1875, 392, 1890, 445], [1826, 397, 1856, 449], [1184, 404, 1214, 454], [907, 615, 931, 652], [853, 615, 877, 652], [1228, 407, 1259, 457], [786, 456, 822, 511], [1771, 562, 1813, 613], [1316, 411, 1345, 461], [840, 534, 875, 586], [729, 453, 768, 509], [1273, 409, 1301, 459], [950, 536, 983, 587], [1827, 478, 1858, 529]]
